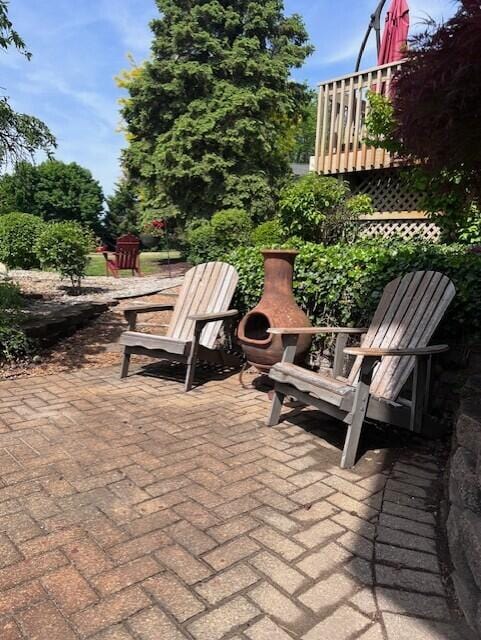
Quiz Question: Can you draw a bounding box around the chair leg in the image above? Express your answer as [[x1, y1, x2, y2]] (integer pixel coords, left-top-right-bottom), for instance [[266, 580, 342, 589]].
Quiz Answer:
[[340, 357, 375, 468], [120, 349, 131, 379], [267, 388, 286, 427], [184, 340, 199, 392]]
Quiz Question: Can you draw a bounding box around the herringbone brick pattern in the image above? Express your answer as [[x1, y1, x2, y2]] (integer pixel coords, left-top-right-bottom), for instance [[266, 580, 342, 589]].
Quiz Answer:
[[0, 366, 467, 639]]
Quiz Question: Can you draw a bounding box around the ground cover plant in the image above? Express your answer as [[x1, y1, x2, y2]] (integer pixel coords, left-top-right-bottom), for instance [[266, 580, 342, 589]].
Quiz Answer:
[[0, 281, 29, 360]]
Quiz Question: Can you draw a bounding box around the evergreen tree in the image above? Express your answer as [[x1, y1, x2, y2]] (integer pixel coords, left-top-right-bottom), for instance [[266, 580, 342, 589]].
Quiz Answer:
[[119, 0, 312, 222], [290, 90, 317, 164], [103, 180, 139, 241]]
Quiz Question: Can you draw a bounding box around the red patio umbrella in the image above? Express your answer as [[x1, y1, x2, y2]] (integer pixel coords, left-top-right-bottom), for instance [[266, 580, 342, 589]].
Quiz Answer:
[[378, 0, 410, 65]]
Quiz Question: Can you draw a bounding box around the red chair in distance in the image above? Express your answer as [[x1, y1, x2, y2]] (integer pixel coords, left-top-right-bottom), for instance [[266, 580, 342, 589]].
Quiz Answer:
[[104, 234, 142, 277]]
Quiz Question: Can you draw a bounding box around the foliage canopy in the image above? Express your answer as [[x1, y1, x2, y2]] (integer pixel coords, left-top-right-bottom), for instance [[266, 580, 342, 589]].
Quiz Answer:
[[392, 1, 481, 197], [119, 0, 313, 223], [187, 208, 252, 264], [278, 174, 373, 244], [0, 160, 104, 231], [35, 221, 94, 293], [0, 211, 45, 269]]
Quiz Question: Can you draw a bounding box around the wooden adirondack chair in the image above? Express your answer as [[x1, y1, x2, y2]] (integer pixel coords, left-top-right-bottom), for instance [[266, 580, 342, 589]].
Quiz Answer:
[[105, 234, 141, 277], [119, 261, 239, 391], [267, 271, 455, 468]]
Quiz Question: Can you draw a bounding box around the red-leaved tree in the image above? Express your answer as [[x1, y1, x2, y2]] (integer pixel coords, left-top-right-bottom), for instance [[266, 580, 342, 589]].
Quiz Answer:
[[392, 0, 481, 196]]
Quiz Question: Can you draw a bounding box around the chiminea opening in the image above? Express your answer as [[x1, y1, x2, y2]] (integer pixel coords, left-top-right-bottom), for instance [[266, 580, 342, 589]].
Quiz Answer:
[[242, 312, 271, 345]]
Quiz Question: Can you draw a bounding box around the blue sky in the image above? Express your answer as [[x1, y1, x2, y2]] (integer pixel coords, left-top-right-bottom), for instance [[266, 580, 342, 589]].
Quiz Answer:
[[3, 0, 455, 196]]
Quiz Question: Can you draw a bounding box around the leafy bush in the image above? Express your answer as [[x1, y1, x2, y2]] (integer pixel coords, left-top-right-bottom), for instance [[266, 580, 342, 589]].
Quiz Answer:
[[0, 281, 29, 360], [365, 92, 481, 243], [0, 212, 45, 269], [458, 203, 481, 245], [278, 174, 373, 244], [35, 222, 93, 293], [365, 92, 401, 155], [187, 209, 252, 264], [251, 219, 284, 247], [227, 240, 481, 341]]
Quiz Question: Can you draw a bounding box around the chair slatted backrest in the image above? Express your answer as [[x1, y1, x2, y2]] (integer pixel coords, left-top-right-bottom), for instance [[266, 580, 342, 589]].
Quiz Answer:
[[116, 234, 140, 270], [167, 262, 238, 349], [347, 271, 455, 401]]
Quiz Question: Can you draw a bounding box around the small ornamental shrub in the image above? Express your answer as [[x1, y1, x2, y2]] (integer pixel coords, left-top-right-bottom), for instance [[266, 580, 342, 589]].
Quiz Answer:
[[35, 221, 93, 293], [251, 219, 284, 247], [278, 174, 373, 244], [227, 240, 481, 342], [0, 281, 29, 360], [0, 212, 45, 270], [187, 209, 252, 264]]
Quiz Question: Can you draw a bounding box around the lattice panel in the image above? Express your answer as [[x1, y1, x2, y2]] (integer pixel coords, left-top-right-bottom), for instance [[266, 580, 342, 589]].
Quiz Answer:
[[351, 170, 424, 215], [358, 220, 441, 241]]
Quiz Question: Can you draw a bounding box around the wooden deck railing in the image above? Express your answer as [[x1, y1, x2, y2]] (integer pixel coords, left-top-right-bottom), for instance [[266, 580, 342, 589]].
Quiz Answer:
[[313, 60, 404, 175]]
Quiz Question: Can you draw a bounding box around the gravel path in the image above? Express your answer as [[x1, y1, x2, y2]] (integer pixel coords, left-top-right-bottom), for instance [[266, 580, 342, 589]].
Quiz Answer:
[[10, 269, 185, 304]]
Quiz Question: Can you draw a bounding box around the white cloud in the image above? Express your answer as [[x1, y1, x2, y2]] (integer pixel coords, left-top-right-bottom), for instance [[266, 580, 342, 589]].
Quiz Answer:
[[98, 0, 155, 54]]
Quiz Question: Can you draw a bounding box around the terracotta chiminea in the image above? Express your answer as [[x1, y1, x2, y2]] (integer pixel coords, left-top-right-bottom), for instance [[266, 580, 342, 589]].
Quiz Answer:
[[238, 249, 312, 372]]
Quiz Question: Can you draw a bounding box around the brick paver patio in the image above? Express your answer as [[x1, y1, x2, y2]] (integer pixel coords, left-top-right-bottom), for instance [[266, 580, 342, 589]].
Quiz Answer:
[[0, 365, 469, 639]]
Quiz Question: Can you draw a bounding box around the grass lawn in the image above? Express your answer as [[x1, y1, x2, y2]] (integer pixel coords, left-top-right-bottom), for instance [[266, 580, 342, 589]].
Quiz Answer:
[[86, 251, 182, 277]]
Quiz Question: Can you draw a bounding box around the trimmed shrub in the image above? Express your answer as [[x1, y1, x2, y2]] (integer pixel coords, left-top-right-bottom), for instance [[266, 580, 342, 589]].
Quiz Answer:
[[0, 281, 29, 360], [0, 212, 45, 269], [251, 219, 284, 247], [187, 209, 252, 264], [35, 222, 93, 293], [278, 174, 373, 245], [227, 240, 481, 342]]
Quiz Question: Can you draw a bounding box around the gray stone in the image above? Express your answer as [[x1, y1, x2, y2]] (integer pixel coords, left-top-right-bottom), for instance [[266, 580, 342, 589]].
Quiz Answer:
[[461, 509, 481, 592], [299, 573, 355, 613], [449, 448, 480, 514], [376, 525, 436, 555], [382, 500, 435, 525], [392, 470, 434, 489], [457, 401, 481, 456], [384, 489, 428, 511], [386, 479, 429, 500], [393, 463, 437, 481], [375, 565, 445, 596], [378, 512, 435, 539], [375, 587, 450, 620], [303, 605, 370, 640], [345, 557, 373, 586], [382, 613, 465, 640], [375, 543, 440, 574], [452, 570, 479, 632]]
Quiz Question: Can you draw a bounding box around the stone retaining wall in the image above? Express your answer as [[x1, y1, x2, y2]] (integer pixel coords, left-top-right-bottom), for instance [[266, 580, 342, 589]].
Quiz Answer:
[[447, 373, 481, 634]]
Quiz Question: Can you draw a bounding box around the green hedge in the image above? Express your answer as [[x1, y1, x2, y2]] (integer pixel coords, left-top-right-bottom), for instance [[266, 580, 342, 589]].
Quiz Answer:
[[187, 209, 252, 264], [227, 240, 481, 341], [0, 212, 45, 270]]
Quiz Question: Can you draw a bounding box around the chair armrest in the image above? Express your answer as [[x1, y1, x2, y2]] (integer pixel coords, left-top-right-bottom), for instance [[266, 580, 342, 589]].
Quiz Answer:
[[344, 344, 449, 357], [188, 310, 238, 322], [123, 303, 175, 315], [268, 327, 368, 336]]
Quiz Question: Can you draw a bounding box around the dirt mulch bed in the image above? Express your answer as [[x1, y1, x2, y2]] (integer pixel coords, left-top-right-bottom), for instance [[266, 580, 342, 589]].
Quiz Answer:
[[1, 289, 180, 381]]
